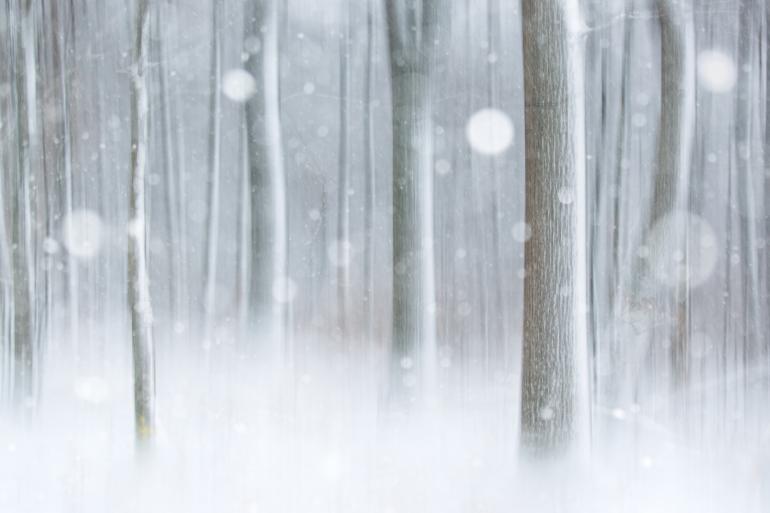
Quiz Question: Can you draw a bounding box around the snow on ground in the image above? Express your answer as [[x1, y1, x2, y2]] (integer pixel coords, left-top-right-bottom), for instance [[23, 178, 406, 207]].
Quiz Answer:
[[0, 339, 766, 513]]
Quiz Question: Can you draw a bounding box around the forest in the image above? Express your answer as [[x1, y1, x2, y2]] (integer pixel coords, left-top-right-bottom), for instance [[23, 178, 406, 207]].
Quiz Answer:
[[0, 0, 769, 511]]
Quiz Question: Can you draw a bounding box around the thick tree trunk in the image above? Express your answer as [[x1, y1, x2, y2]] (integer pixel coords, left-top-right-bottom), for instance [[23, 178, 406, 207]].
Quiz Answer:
[[244, 0, 287, 355], [386, 0, 438, 402], [519, 0, 588, 456], [129, 0, 156, 446]]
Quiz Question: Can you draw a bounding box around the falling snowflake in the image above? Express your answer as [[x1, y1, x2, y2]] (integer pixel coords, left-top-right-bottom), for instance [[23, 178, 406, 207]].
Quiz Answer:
[[697, 50, 736, 93], [62, 209, 104, 259], [465, 108, 514, 156], [222, 69, 257, 102]]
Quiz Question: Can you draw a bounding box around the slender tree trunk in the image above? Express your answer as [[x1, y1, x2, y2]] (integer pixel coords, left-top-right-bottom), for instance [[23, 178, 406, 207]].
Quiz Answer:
[[10, 0, 38, 408], [652, 0, 695, 389], [519, 0, 588, 456], [236, 114, 250, 342], [52, 0, 79, 355], [157, 0, 182, 334], [203, 0, 223, 345], [129, 0, 155, 446], [734, 0, 764, 395], [386, 0, 438, 403], [363, 0, 377, 347], [336, 0, 350, 342], [244, 0, 288, 356]]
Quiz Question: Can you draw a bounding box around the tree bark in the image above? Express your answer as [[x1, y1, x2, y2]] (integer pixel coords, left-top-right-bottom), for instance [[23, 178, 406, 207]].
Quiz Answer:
[[363, 0, 377, 348], [244, 0, 288, 356], [519, 0, 588, 456], [129, 0, 156, 446], [10, 0, 39, 408], [203, 0, 223, 346], [386, 0, 438, 403], [336, 0, 350, 342], [651, 0, 695, 389]]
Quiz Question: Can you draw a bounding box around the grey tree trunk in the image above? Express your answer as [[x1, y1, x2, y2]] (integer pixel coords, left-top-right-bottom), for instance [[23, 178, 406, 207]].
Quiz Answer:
[[203, 0, 223, 345], [336, 0, 350, 342], [129, 0, 156, 446], [651, 0, 695, 389], [10, 0, 38, 408], [244, 0, 288, 355], [519, 0, 588, 456], [386, 0, 438, 402], [156, 0, 183, 333], [363, 0, 377, 348], [52, 0, 79, 354]]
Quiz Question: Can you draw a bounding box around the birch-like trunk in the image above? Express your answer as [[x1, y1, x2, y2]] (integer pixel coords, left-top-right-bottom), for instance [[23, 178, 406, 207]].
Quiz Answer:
[[519, 0, 588, 456], [244, 0, 287, 355], [129, 0, 156, 446], [386, 0, 438, 403]]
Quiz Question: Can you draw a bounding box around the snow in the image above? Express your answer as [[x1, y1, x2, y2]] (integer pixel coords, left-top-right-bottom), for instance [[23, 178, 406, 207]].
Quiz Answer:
[[243, 36, 261, 54], [511, 222, 532, 243], [73, 376, 111, 405], [434, 158, 451, 176], [42, 237, 60, 255], [0, 334, 765, 513], [465, 108, 514, 156], [327, 239, 353, 267], [697, 50, 737, 93], [558, 187, 575, 205], [61, 209, 104, 259], [271, 276, 298, 303], [222, 69, 257, 102]]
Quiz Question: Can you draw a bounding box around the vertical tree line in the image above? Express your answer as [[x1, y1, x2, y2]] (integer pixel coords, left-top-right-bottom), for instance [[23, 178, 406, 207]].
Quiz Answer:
[[128, 0, 155, 445], [386, 0, 439, 404], [519, 0, 588, 456], [0, 0, 766, 467], [244, 0, 288, 359]]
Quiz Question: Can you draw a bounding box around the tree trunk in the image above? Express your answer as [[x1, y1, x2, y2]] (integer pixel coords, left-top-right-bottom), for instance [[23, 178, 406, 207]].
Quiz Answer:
[[244, 0, 288, 356], [519, 0, 588, 456], [203, 0, 223, 346], [10, 0, 38, 408], [651, 0, 695, 389], [336, 0, 350, 342], [363, 0, 377, 348], [129, 0, 156, 446], [386, 0, 438, 403], [157, 0, 183, 335]]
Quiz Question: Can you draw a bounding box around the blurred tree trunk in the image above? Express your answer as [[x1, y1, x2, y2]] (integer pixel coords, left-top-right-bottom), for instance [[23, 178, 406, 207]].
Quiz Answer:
[[336, 0, 350, 342], [651, 0, 695, 389], [9, 0, 39, 408], [386, 0, 438, 403], [244, 0, 288, 356], [129, 0, 156, 446], [203, 0, 223, 346], [363, 0, 377, 348], [519, 0, 588, 456], [156, 0, 183, 335]]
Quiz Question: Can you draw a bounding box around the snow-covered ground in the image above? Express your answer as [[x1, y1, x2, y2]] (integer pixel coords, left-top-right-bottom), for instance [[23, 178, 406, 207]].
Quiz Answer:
[[1, 341, 765, 513]]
